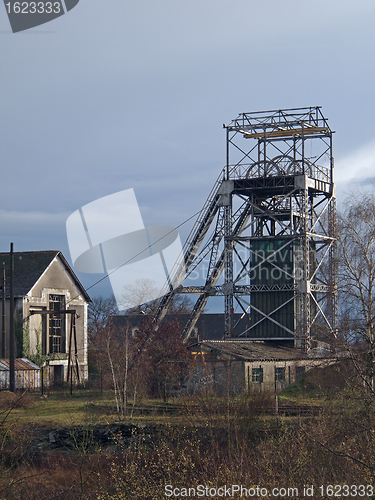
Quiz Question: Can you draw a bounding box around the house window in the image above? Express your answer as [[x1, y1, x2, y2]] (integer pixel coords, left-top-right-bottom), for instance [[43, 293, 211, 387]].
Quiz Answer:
[[49, 294, 65, 353], [252, 367, 263, 383], [275, 366, 285, 382]]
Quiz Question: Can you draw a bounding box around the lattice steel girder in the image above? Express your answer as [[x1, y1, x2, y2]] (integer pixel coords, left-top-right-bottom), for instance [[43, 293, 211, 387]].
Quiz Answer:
[[227, 107, 331, 139], [153, 107, 337, 350]]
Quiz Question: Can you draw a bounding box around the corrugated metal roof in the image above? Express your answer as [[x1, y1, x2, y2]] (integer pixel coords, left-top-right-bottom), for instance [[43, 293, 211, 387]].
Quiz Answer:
[[0, 358, 41, 371], [189, 341, 309, 361]]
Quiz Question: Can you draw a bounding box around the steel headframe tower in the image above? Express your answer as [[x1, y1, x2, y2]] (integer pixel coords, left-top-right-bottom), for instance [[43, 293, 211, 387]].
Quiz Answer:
[[155, 107, 337, 350]]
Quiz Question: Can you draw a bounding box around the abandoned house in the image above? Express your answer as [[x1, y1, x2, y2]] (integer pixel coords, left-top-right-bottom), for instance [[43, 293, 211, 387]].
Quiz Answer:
[[0, 250, 90, 386], [187, 340, 335, 395]]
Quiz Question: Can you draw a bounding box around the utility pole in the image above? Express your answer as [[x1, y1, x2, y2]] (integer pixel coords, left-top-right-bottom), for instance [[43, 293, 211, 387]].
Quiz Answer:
[[9, 243, 15, 393], [2, 263, 5, 358]]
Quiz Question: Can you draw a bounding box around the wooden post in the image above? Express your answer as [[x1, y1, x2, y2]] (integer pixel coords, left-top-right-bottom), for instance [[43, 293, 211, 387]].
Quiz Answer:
[[2, 264, 5, 358], [9, 243, 15, 393]]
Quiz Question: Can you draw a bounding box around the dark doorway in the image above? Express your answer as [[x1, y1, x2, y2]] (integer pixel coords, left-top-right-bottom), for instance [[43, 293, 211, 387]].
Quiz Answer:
[[54, 365, 64, 381]]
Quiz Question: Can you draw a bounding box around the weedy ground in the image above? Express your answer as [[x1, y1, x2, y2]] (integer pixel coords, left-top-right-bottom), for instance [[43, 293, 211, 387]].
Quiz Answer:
[[0, 362, 374, 500]]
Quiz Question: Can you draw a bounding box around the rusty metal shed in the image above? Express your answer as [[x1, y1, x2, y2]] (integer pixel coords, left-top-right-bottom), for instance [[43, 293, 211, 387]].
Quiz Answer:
[[0, 358, 41, 391]]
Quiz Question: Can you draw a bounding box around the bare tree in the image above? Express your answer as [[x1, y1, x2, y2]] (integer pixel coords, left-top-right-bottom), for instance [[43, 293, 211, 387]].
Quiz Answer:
[[121, 277, 194, 315], [90, 319, 149, 417], [89, 283, 194, 408], [338, 190, 375, 390], [121, 278, 158, 315], [142, 318, 190, 401], [88, 295, 118, 338], [166, 294, 194, 314]]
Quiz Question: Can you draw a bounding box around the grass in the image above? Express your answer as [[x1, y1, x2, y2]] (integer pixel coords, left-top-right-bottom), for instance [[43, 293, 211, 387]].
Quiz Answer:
[[1, 390, 204, 427], [1, 377, 322, 429], [1, 390, 115, 427], [0, 369, 373, 500], [2, 360, 351, 429]]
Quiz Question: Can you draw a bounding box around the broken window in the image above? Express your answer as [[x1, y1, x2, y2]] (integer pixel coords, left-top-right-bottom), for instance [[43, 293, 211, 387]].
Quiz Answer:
[[49, 294, 65, 353], [275, 366, 286, 382], [252, 366, 263, 383]]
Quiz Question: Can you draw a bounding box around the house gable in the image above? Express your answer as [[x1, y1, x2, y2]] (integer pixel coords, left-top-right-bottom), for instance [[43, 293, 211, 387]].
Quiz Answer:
[[28, 254, 89, 304], [0, 250, 90, 303]]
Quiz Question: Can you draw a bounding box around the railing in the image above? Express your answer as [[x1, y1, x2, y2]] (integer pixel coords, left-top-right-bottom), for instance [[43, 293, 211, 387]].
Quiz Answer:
[[227, 160, 331, 183]]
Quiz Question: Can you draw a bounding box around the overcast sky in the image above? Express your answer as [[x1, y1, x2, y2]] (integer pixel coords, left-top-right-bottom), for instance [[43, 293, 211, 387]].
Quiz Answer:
[[1, 0, 375, 299]]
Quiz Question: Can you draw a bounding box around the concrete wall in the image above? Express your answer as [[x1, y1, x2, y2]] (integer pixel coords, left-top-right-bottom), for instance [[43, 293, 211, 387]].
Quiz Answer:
[[188, 357, 334, 395], [187, 360, 245, 395], [245, 358, 334, 392]]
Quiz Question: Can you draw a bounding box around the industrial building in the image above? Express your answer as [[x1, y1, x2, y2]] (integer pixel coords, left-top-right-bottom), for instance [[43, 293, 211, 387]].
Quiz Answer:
[[187, 340, 334, 395], [155, 107, 337, 351], [149, 107, 338, 392], [0, 250, 90, 387]]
